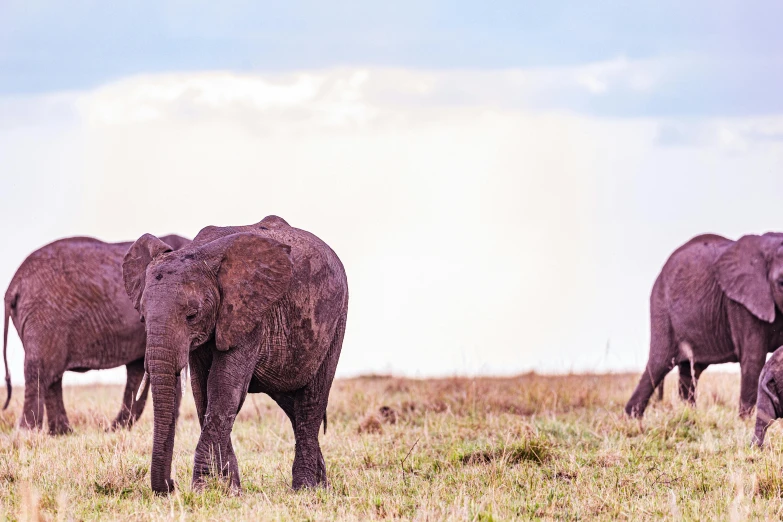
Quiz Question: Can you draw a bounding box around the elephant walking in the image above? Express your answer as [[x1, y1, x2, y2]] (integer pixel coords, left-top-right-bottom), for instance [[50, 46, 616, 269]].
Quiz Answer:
[[122, 215, 348, 495], [626, 233, 783, 418], [3, 234, 189, 434]]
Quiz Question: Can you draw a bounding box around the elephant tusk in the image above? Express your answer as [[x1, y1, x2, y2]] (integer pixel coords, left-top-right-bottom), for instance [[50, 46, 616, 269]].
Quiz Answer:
[[181, 365, 189, 397], [136, 371, 149, 402]]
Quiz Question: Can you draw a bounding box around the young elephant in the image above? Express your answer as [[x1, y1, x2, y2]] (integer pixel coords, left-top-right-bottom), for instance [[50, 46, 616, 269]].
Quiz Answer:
[[122, 215, 348, 495], [3, 234, 189, 434], [626, 233, 783, 419], [753, 348, 783, 446]]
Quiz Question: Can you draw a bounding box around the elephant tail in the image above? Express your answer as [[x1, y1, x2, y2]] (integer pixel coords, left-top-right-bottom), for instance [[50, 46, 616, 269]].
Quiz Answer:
[[2, 296, 11, 410], [323, 412, 327, 435]]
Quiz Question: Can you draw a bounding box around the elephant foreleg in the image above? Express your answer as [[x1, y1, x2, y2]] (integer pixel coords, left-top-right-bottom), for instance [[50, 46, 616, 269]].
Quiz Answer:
[[189, 342, 213, 428], [45, 377, 71, 435], [192, 346, 251, 492]]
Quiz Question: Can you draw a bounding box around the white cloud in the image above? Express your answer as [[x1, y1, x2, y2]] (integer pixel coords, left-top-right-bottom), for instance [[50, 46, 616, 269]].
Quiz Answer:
[[71, 58, 670, 130], [579, 57, 660, 94], [78, 69, 383, 129], [717, 126, 749, 154]]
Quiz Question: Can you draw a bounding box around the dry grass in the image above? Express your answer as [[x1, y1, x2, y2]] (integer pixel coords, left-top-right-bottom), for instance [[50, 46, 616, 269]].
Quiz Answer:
[[1, 372, 783, 519]]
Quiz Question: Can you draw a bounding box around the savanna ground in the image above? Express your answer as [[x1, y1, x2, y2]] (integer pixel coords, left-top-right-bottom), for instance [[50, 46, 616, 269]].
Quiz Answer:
[[1, 372, 783, 520]]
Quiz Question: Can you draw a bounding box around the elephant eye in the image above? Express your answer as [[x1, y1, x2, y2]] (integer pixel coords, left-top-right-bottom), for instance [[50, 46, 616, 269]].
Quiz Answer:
[[186, 310, 198, 322], [139, 315, 145, 324]]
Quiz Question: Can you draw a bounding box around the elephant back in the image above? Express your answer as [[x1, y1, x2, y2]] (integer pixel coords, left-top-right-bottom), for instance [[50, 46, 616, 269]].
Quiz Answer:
[[192, 216, 348, 304], [8, 237, 139, 344]]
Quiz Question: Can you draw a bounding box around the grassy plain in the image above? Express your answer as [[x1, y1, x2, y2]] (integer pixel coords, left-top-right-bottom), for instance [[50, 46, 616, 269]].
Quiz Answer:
[[0, 372, 782, 520]]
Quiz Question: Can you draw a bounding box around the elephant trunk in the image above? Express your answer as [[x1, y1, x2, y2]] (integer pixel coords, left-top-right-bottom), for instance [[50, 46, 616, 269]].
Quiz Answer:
[[147, 346, 179, 495], [753, 388, 776, 447]]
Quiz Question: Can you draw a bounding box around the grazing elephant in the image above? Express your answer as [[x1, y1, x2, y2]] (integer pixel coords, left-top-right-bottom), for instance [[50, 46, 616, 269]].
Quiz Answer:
[[122, 215, 348, 495], [753, 347, 783, 446], [3, 234, 189, 434], [625, 233, 783, 418]]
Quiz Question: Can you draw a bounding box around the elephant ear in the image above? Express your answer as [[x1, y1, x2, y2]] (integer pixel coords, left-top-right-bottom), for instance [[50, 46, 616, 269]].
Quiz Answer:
[[716, 234, 781, 323], [123, 234, 174, 311], [211, 233, 293, 351], [768, 378, 782, 417]]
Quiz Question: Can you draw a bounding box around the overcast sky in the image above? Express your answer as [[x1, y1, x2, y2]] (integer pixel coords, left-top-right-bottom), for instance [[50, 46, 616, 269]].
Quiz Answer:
[[2, 1, 782, 384]]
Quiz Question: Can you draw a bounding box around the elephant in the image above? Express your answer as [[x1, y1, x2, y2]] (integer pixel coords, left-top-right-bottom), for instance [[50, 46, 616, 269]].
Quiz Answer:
[[3, 234, 190, 435], [752, 347, 783, 446], [121, 215, 348, 495], [625, 232, 783, 418]]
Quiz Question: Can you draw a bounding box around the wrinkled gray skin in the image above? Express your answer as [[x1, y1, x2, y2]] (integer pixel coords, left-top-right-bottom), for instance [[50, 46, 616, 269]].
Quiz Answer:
[[753, 347, 783, 446], [626, 233, 783, 419], [122, 216, 348, 495], [3, 234, 190, 435]]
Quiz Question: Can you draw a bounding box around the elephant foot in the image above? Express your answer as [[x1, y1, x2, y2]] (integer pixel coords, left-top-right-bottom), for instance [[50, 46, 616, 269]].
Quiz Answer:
[[292, 466, 327, 490], [292, 478, 316, 491], [191, 476, 207, 493], [291, 440, 329, 490], [48, 423, 73, 436], [192, 474, 241, 494], [315, 452, 328, 488], [151, 477, 176, 496], [624, 404, 644, 419]]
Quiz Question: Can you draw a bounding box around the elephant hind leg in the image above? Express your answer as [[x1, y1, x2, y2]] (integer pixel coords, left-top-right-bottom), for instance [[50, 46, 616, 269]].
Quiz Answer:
[[291, 316, 345, 490], [654, 380, 664, 401], [625, 305, 677, 418], [111, 358, 149, 430], [45, 377, 71, 435], [20, 357, 45, 430], [269, 392, 296, 430], [269, 390, 331, 480], [627, 361, 676, 418], [269, 390, 331, 482], [678, 361, 694, 403], [678, 361, 707, 405], [291, 386, 329, 490]]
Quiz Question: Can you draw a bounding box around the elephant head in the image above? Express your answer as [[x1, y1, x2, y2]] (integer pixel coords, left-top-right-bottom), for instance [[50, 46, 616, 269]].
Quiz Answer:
[[754, 365, 782, 446], [716, 233, 783, 323], [122, 232, 293, 494]]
